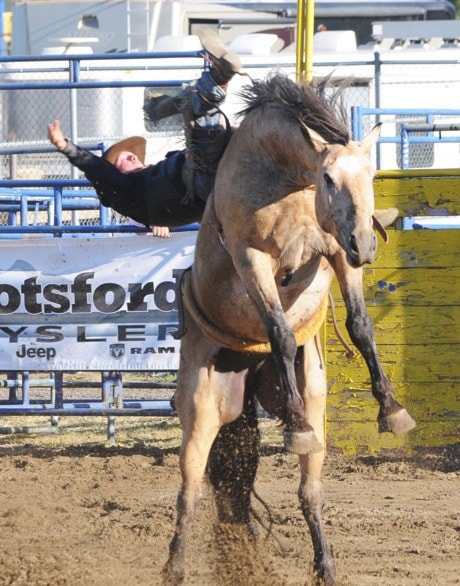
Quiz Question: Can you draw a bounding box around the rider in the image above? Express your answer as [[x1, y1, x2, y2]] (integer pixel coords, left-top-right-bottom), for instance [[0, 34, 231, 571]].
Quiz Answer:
[[47, 28, 241, 235]]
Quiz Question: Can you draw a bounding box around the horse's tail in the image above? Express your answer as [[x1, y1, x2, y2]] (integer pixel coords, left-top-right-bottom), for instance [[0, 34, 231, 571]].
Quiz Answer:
[[207, 386, 260, 525]]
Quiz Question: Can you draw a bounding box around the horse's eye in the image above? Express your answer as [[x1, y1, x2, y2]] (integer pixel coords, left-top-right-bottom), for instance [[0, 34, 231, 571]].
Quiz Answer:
[[323, 173, 334, 186]]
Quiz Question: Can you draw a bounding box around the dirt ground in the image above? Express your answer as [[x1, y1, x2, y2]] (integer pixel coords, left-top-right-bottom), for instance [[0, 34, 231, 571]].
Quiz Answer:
[[0, 416, 458, 586]]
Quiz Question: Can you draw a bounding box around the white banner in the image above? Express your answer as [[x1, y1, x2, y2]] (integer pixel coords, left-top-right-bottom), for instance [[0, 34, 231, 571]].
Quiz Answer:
[[0, 233, 196, 370]]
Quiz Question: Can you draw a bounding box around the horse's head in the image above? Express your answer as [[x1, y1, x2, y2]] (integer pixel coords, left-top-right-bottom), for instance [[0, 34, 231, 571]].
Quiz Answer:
[[305, 123, 382, 268]]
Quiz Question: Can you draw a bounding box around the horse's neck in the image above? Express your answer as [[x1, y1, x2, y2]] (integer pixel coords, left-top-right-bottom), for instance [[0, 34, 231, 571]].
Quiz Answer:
[[243, 108, 319, 180]]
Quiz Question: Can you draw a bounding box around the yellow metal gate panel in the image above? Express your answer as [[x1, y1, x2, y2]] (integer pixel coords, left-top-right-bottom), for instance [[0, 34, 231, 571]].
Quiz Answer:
[[325, 170, 460, 453]]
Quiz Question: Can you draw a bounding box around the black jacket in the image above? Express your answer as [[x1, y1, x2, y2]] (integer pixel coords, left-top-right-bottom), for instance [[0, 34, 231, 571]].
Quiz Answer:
[[61, 140, 205, 227]]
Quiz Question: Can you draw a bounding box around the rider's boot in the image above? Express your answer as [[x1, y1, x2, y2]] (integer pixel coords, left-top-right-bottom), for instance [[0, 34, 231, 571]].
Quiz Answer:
[[143, 27, 242, 125], [144, 28, 242, 204], [144, 90, 181, 125]]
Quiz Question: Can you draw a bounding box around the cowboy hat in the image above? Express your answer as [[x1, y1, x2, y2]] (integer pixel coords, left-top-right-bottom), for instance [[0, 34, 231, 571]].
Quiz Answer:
[[103, 136, 146, 166]]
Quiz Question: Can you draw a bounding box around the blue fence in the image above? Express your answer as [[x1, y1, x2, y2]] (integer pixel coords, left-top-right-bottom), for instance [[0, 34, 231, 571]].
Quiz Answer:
[[400, 122, 460, 170], [351, 106, 460, 169], [0, 174, 199, 438], [0, 181, 198, 439], [1, 371, 175, 417], [1, 178, 141, 236], [1, 49, 460, 440], [1, 50, 460, 174], [0, 53, 208, 439]]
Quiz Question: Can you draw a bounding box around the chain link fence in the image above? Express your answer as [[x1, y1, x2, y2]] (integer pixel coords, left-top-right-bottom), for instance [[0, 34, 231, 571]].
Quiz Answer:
[[1, 52, 460, 228]]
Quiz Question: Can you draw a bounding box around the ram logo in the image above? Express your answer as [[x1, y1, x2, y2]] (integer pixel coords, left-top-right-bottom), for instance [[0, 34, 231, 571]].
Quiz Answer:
[[109, 343, 125, 358]]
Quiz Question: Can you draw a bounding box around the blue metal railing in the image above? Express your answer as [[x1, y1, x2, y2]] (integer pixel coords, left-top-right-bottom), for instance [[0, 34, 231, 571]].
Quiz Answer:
[[0, 178, 200, 235], [0, 371, 176, 416], [0, 50, 207, 157], [0, 178, 111, 235], [400, 122, 460, 169], [0, 371, 177, 441], [351, 106, 460, 169], [1, 51, 460, 172]]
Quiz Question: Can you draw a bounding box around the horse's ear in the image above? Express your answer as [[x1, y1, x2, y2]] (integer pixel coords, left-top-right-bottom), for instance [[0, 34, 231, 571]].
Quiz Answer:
[[360, 123, 382, 154], [300, 122, 328, 153], [373, 207, 399, 243]]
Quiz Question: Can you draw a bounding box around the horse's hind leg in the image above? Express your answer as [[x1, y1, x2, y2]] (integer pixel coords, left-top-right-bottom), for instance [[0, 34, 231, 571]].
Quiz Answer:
[[162, 336, 221, 583], [162, 378, 222, 584], [255, 335, 335, 584], [163, 328, 249, 584], [297, 335, 336, 586]]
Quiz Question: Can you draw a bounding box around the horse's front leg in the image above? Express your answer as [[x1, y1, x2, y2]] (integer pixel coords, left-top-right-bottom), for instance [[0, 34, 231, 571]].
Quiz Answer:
[[162, 319, 246, 584], [235, 246, 321, 454], [330, 251, 415, 434]]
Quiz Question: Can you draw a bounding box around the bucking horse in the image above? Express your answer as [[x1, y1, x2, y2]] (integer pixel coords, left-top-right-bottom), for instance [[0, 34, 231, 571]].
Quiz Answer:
[[162, 73, 415, 585]]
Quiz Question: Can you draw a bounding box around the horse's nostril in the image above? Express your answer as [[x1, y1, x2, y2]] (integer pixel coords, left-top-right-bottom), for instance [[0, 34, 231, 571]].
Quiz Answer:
[[349, 234, 359, 255]]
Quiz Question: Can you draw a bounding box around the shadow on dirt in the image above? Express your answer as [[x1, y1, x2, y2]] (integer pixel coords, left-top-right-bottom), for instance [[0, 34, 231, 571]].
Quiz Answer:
[[354, 443, 460, 473], [1, 441, 458, 472], [0, 442, 180, 464]]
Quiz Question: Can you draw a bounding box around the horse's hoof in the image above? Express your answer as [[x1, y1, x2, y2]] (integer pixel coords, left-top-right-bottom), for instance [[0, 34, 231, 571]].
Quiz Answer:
[[379, 409, 416, 435], [284, 429, 323, 454], [161, 562, 184, 585], [315, 558, 336, 586]]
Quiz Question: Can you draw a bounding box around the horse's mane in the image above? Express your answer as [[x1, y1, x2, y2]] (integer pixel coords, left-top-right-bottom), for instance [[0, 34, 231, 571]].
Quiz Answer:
[[238, 73, 350, 145]]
